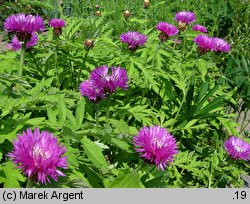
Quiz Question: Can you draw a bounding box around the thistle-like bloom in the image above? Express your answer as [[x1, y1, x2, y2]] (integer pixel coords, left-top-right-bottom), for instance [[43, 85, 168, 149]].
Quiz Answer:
[[193, 34, 213, 54], [120, 31, 147, 50], [133, 126, 178, 171], [79, 79, 106, 103], [48, 18, 65, 36], [4, 14, 44, 42], [192, 24, 207, 33], [48, 18, 65, 28], [211, 37, 230, 53], [8, 128, 68, 184], [224, 136, 250, 161], [90, 65, 128, 93], [175, 11, 196, 24], [156, 22, 179, 42], [7, 32, 38, 51], [79, 65, 128, 102]]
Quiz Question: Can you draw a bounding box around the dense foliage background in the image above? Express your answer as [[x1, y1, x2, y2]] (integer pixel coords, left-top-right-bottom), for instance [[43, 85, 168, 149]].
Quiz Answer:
[[0, 0, 249, 188]]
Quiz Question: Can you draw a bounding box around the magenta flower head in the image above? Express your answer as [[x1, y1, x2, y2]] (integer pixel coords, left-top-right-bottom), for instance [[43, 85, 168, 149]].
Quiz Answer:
[[192, 24, 207, 33], [120, 31, 147, 50], [224, 136, 250, 161], [175, 11, 196, 24], [8, 128, 68, 184], [211, 37, 230, 53], [48, 18, 66, 36], [133, 126, 178, 171], [7, 32, 38, 51], [175, 11, 196, 31], [79, 79, 106, 103], [194, 34, 213, 54], [79, 65, 128, 103], [156, 22, 179, 42], [90, 65, 129, 93], [4, 13, 45, 42]]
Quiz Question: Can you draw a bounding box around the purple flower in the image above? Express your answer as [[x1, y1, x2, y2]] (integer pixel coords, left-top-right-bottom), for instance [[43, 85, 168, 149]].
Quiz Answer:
[[7, 32, 38, 51], [194, 34, 213, 53], [133, 126, 178, 171], [90, 65, 128, 93], [48, 18, 65, 28], [120, 31, 147, 50], [79, 65, 128, 102], [156, 22, 179, 41], [4, 14, 44, 42], [192, 24, 207, 33], [79, 79, 106, 103], [8, 128, 68, 184], [211, 37, 230, 53], [224, 136, 250, 161], [48, 18, 65, 36], [175, 11, 196, 24]]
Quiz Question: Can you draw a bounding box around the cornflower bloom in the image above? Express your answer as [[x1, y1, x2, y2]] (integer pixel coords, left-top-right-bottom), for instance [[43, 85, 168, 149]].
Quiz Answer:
[[175, 11, 196, 31], [120, 31, 147, 50], [4, 13, 44, 42], [156, 22, 179, 42], [193, 34, 213, 54], [8, 128, 68, 184], [133, 126, 178, 171], [211, 37, 230, 53], [48, 18, 66, 36], [224, 136, 250, 161], [192, 24, 207, 33]]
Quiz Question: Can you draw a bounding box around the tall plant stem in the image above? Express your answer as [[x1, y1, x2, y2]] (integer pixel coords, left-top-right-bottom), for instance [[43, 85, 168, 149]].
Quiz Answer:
[[106, 95, 111, 123], [76, 50, 89, 91], [55, 46, 60, 89], [171, 91, 186, 131], [57, 0, 64, 19], [151, 42, 162, 67], [19, 44, 26, 77], [26, 178, 34, 188], [95, 104, 100, 127]]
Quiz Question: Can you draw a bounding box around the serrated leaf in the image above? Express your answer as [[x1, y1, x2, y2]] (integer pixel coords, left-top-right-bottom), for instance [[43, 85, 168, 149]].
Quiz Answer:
[[75, 100, 85, 129], [58, 94, 67, 127], [81, 137, 108, 169], [0, 162, 25, 188], [107, 168, 144, 188]]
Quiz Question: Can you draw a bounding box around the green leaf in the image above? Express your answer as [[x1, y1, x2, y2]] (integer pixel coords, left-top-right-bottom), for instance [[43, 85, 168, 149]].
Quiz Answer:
[[0, 162, 25, 188], [107, 168, 144, 188], [75, 100, 85, 129], [0, 73, 31, 87], [58, 94, 67, 127], [81, 137, 108, 169], [110, 119, 130, 134], [110, 138, 133, 152]]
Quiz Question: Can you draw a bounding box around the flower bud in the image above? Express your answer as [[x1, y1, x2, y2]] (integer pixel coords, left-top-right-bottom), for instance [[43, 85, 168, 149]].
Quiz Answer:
[[84, 39, 94, 50], [143, 0, 150, 8], [123, 10, 131, 18], [96, 11, 101, 17], [95, 4, 100, 9]]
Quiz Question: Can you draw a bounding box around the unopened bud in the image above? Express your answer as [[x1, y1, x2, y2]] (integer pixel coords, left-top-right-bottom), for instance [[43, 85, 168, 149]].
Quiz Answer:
[[95, 4, 100, 9], [143, 0, 150, 8], [84, 39, 94, 50], [96, 11, 101, 17], [123, 10, 131, 18]]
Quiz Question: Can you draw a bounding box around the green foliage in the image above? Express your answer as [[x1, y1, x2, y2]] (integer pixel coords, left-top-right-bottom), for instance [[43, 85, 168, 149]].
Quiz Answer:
[[0, 0, 249, 188]]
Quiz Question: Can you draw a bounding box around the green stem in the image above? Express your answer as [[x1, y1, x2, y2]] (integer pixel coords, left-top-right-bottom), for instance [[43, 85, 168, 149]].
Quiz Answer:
[[19, 43, 26, 77], [26, 178, 34, 188], [171, 91, 186, 131], [106, 95, 111, 123], [76, 50, 89, 91], [55, 46, 60, 89], [95, 104, 99, 127], [151, 42, 162, 67], [57, 0, 64, 19]]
